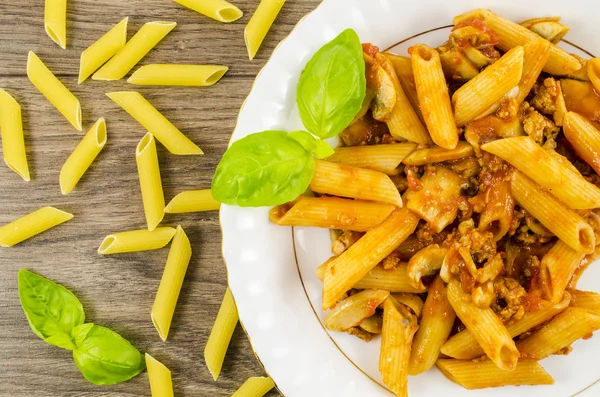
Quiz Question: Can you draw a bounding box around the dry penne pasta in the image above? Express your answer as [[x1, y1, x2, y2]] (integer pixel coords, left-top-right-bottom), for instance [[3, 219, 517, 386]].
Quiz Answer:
[[589, 58, 600, 92], [316, 263, 426, 293], [0, 207, 73, 247], [136, 133, 165, 231], [59, 118, 107, 195], [384, 53, 423, 122], [78, 17, 128, 83], [437, 359, 554, 390], [173, 0, 243, 23], [165, 189, 221, 213], [97, 227, 176, 255], [402, 142, 473, 166], [145, 353, 174, 397], [310, 160, 402, 207], [44, 0, 67, 49], [27, 51, 82, 131], [325, 143, 416, 175], [93, 21, 176, 80], [244, 0, 285, 60], [511, 171, 595, 253], [563, 111, 600, 174], [410, 44, 458, 149], [0, 89, 29, 181], [270, 196, 395, 232], [324, 289, 389, 331], [571, 290, 600, 314], [540, 240, 585, 303], [204, 288, 239, 381], [107, 91, 203, 155], [515, 38, 551, 104], [232, 377, 275, 397], [152, 226, 192, 341], [128, 64, 229, 86]]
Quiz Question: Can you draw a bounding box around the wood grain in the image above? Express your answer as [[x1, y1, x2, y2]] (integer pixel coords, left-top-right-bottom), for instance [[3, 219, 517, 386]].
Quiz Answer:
[[0, 0, 321, 395]]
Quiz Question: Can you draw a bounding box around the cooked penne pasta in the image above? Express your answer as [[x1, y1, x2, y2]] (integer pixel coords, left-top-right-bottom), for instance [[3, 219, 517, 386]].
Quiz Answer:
[[0, 89, 29, 181], [441, 292, 571, 360], [385, 53, 423, 122], [270, 196, 395, 232], [325, 143, 416, 175], [380, 298, 417, 397], [571, 290, 600, 314], [437, 359, 554, 390], [145, 353, 174, 397], [165, 189, 220, 213], [515, 39, 551, 104], [107, 91, 202, 155], [540, 240, 585, 303], [563, 111, 600, 174], [97, 227, 177, 254], [204, 288, 239, 381], [0, 207, 73, 247], [407, 245, 447, 290], [511, 171, 595, 253], [244, 0, 285, 60], [589, 58, 600, 93], [173, 0, 243, 23], [452, 46, 524, 126], [322, 209, 419, 310], [517, 307, 600, 360], [128, 64, 229, 86], [410, 44, 458, 149], [93, 21, 176, 80], [453, 9, 581, 75], [78, 17, 128, 84], [325, 289, 389, 332], [482, 136, 600, 209], [44, 0, 67, 49], [59, 118, 107, 195], [402, 142, 473, 166], [136, 133, 165, 231], [232, 377, 275, 397], [446, 279, 519, 370], [310, 160, 402, 207], [478, 176, 515, 241], [152, 226, 192, 341], [27, 52, 82, 131]]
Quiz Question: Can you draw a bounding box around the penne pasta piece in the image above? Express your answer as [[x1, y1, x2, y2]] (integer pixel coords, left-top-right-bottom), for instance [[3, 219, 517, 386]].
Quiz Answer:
[[128, 64, 229, 87], [204, 288, 239, 381], [310, 160, 402, 207], [136, 133, 165, 231], [27, 52, 82, 131], [107, 91, 202, 155], [561, 79, 600, 130], [540, 240, 585, 303], [97, 227, 176, 254], [244, 0, 285, 60], [454, 9, 581, 75], [515, 39, 551, 104], [402, 142, 473, 166], [0, 89, 29, 181], [232, 377, 275, 397], [441, 292, 570, 360], [59, 118, 107, 194], [478, 175, 515, 241], [446, 279, 519, 370], [437, 359, 554, 390], [322, 209, 419, 310], [145, 353, 174, 397], [563, 111, 600, 174], [571, 290, 600, 315], [482, 136, 600, 209], [511, 171, 595, 253], [325, 143, 416, 175], [325, 289, 389, 332], [93, 21, 176, 80], [380, 298, 418, 397], [385, 53, 423, 122], [270, 196, 395, 232], [452, 46, 524, 126], [173, 0, 243, 23], [165, 189, 220, 213], [152, 226, 192, 341], [409, 44, 459, 149], [589, 58, 600, 93], [0, 207, 73, 247], [44, 0, 67, 49], [517, 307, 600, 360], [78, 17, 128, 84]]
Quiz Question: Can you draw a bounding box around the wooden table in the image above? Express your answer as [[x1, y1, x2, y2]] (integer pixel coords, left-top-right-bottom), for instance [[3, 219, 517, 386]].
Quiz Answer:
[[0, 1, 320, 395]]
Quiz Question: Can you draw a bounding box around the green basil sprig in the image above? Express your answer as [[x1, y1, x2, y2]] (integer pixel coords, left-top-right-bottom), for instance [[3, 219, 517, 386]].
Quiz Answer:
[[18, 269, 145, 385]]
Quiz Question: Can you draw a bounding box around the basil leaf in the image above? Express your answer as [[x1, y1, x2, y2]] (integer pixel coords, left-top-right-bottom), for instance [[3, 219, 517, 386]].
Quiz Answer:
[[288, 131, 335, 159], [212, 130, 315, 207], [18, 269, 85, 349], [72, 323, 94, 347], [73, 325, 145, 385], [297, 28, 366, 139]]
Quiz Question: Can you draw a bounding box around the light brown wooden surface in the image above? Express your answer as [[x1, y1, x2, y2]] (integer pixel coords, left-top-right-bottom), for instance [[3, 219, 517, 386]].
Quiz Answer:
[[0, 1, 321, 395]]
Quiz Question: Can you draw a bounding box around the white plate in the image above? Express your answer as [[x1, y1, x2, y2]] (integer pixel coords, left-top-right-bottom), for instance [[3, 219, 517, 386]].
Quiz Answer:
[[221, 0, 600, 396]]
